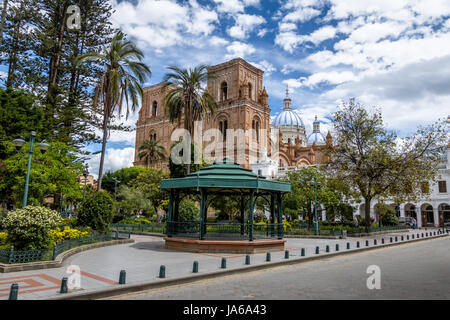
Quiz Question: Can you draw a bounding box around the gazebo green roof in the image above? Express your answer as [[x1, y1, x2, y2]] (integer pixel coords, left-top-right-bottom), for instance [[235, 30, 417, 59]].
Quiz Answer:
[[161, 159, 291, 193]]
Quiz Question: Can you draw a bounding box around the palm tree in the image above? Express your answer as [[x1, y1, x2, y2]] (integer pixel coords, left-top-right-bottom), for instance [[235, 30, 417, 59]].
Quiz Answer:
[[77, 31, 151, 191], [138, 138, 167, 168], [163, 65, 217, 174]]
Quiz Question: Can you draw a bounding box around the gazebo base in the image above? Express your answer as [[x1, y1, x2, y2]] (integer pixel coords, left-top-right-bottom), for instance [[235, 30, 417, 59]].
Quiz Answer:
[[164, 237, 286, 254]]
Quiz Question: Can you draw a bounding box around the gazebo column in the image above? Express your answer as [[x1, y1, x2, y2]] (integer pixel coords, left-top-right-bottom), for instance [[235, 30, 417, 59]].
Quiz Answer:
[[199, 189, 207, 240], [173, 192, 180, 234], [167, 190, 174, 237], [270, 194, 275, 237], [240, 195, 245, 236], [277, 193, 282, 239], [249, 190, 254, 241]]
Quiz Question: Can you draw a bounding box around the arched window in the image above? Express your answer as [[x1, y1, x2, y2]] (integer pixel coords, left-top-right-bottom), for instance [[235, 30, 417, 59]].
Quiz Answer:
[[221, 82, 228, 101], [152, 101, 157, 117], [252, 118, 259, 142], [248, 83, 252, 100], [218, 119, 228, 141]]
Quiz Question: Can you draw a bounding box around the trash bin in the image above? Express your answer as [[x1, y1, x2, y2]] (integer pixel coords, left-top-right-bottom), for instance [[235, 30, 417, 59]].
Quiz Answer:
[[341, 229, 347, 239]]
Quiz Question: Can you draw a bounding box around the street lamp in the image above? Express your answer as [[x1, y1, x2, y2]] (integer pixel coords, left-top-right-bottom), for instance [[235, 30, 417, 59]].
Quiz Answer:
[[113, 178, 120, 201], [82, 166, 89, 201], [309, 177, 321, 235], [12, 131, 50, 207]]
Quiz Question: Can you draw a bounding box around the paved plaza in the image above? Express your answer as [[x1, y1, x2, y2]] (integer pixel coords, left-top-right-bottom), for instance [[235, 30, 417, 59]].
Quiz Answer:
[[111, 234, 450, 300], [0, 229, 445, 300]]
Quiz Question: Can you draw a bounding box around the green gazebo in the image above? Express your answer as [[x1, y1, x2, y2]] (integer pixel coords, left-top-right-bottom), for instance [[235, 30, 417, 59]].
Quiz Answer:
[[160, 159, 291, 252]]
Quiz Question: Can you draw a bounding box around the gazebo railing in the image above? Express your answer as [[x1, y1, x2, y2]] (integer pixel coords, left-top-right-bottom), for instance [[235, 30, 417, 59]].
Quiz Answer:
[[167, 221, 201, 238], [167, 221, 283, 240]]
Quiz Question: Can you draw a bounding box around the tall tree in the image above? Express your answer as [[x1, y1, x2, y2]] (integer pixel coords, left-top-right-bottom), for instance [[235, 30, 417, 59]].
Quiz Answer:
[[138, 138, 166, 168], [163, 65, 217, 174], [77, 30, 151, 191], [0, 0, 114, 150], [328, 98, 448, 231]]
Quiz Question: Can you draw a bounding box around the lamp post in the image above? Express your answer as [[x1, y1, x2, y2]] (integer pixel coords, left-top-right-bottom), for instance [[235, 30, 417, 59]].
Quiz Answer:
[[113, 178, 120, 201], [309, 177, 320, 235], [12, 131, 49, 207], [82, 167, 89, 201]]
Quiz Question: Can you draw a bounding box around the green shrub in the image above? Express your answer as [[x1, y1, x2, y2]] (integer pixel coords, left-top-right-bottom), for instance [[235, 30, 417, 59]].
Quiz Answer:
[[379, 204, 399, 225], [178, 199, 200, 221], [2, 206, 61, 250], [77, 191, 114, 233]]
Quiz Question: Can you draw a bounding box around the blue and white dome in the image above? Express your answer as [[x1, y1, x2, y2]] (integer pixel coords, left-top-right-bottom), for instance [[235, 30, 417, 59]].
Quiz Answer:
[[273, 110, 304, 127], [307, 132, 326, 144], [272, 86, 304, 128], [307, 115, 326, 145]]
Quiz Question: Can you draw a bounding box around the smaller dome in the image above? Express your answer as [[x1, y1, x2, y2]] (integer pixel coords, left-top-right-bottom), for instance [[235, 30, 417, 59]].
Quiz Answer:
[[307, 132, 326, 145]]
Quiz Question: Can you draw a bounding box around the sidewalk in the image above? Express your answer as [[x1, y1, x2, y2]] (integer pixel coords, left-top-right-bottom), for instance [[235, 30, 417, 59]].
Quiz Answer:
[[0, 229, 445, 300]]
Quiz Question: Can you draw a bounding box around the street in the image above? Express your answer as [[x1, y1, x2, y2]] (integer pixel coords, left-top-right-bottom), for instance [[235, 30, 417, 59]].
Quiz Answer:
[[110, 236, 450, 300]]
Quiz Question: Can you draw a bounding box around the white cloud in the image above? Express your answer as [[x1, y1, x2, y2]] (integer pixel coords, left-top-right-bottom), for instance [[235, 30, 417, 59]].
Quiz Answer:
[[87, 147, 136, 179], [227, 13, 266, 39], [224, 41, 256, 59], [283, 7, 321, 23], [275, 25, 336, 52], [213, 0, 260, 14], [110, 0, 219, 50], [249, 60, 276, 75]]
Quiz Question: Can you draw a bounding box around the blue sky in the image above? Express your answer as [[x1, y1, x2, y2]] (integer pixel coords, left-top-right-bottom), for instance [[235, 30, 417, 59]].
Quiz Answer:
[[60, 1, 450, 176]]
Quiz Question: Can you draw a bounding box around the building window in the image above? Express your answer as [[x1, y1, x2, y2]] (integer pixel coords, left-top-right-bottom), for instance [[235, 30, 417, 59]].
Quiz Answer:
[[438, 181, 447, 193], [248, 83, 252, 100], [219, 119, 227, 141], [221, 82, 228, 101], [152, 101, 157, 117]]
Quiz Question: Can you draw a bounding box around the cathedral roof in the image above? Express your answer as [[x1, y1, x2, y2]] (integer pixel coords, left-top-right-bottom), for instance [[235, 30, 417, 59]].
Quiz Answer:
[[272, 86, 305, 128]]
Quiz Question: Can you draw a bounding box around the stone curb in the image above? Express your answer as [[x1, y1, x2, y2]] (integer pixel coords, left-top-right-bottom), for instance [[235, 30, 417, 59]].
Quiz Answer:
[[0, 239, 135, 273], [46, 232, 448, 300]]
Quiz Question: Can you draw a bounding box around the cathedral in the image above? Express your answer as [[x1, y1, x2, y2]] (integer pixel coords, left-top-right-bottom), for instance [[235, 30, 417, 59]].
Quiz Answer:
[[133, 58, 332, 175]]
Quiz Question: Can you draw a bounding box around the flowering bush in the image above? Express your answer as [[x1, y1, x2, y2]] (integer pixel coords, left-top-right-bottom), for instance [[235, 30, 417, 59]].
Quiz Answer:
[[49, 226, 90, 245], [60, 218, 77, 227], [0, 232, 7, 246], [2, 206, 62, 250]]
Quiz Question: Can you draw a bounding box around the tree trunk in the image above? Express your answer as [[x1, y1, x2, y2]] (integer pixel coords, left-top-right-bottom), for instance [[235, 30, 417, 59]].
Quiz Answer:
[[0, 0, 8, 44], [97, 107, 109, 191], [364, 197, 372, 233]]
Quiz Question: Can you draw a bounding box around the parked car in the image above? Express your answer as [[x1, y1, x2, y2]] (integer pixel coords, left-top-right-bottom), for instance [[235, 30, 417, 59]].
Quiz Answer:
[[398, 217, 415, 227]]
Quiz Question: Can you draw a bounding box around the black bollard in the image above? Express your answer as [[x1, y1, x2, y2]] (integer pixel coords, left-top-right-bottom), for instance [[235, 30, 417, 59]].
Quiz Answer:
[[245, 255, 251, 265], [407, 235, 409, 240], [382, 238, 385, 244], [326, 245, 330, 252], [356, 241, 360, 248], [315, 246, 320, 254], [284, 250, 289, 259], [374, 239, 377, 245], [365, 240, 369, 246], [119, 270, 126, 284], [401, 236, 404, 241], [221, 258, 227, 269], [301, 248, 305, 256], [159, 265, 166, 278], [412, 234, 415, 239], [193, 261, 198, 273], [60, 277, 68, 293], [346, 242, 350, 249], [395, 236, 398, 242], [335, 244, 339, 251], [8, 284, 18, 300], [390, 237, 393, 243], [266, 252, 271, 262]]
